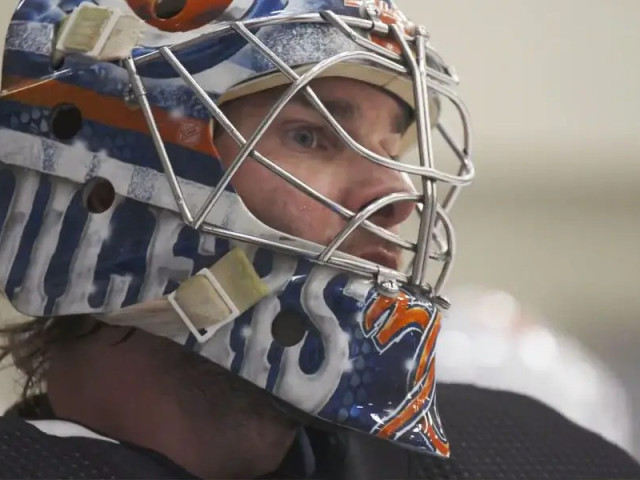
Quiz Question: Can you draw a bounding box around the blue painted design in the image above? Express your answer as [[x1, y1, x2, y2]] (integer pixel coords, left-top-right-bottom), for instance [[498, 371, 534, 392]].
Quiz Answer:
[[314, 286, 432, 440], [5, 174, 51, 297], [3, 47, 53, 82], [57, 0, 90, 14], [299, 325, 324, 375], [244, 0, 289, 19], [90, 199, 156, 308], [229, 313, 253, 373], [0, 100, 226, 189], [337, 408, 348, 422], [0, 167, 16, 233], [173, 226, 227, 277], [42, 187, 87, 314], [12, 0, 64, 25], [265, 342, 284, 392], [184, 333, 198, 351], [252, 248, 273, 279], [135, 34, 249, 79]]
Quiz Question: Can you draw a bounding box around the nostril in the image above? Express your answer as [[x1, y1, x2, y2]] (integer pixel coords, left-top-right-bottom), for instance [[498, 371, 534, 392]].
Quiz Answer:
[[358, 198, 399, 222], [370, 203, 395, 220]]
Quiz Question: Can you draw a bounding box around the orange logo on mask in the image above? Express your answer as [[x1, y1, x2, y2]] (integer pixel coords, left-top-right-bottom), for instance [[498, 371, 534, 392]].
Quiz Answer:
[[126, 0, 237, 31], [362, 291, 450, 456]]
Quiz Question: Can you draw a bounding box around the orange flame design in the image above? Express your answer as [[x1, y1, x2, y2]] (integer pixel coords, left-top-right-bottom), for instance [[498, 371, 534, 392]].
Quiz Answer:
[[126, 0, 234, 32], [363, 291, 450, 456]]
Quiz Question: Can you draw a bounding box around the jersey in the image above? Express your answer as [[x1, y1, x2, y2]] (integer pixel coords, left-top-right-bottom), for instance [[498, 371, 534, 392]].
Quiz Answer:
[[1, 383, 639, 479]]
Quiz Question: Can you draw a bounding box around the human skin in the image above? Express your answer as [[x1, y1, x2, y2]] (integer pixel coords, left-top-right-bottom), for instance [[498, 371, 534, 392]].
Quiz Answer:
[[216, 77, 414, 271]]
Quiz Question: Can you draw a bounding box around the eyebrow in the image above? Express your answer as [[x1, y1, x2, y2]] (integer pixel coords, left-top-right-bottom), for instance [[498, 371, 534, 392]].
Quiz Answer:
[[287, 94, 411, 134]]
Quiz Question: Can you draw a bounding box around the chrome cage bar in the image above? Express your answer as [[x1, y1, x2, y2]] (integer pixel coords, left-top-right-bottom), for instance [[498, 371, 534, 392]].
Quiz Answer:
[[122, 11, 473, 297]]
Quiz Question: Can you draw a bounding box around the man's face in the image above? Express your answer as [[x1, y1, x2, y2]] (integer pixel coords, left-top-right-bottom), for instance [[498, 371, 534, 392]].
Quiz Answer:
[[216, 77, 415, 271]]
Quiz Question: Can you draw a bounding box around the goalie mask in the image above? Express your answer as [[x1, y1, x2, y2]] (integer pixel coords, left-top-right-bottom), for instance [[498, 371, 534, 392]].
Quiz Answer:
[[0, 0, 473, 456]]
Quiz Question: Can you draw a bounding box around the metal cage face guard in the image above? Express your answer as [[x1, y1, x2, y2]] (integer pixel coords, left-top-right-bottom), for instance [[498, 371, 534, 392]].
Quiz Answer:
[[124, 11, 472, 294], [0, 0, 473, 456]]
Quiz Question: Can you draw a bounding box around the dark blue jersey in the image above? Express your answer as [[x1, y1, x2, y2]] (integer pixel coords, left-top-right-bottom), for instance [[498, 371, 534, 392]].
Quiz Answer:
[[2, 384, 639, 479]]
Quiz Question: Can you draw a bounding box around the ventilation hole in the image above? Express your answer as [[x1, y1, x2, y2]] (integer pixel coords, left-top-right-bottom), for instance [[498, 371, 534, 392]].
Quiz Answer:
[[272, 310, 308, 347], [154, 0, 187, 19], [50, 104, 82, 140], [82, 178, 116, 214]]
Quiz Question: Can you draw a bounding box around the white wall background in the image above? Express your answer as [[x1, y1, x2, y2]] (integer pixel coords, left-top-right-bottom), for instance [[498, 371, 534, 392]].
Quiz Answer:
[[0, 0, 639, 457], [402, 0, 640, 457]]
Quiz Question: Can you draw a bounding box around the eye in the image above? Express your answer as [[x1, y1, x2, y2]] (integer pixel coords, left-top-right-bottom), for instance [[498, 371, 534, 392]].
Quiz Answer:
[[288, 127, 320, 150]]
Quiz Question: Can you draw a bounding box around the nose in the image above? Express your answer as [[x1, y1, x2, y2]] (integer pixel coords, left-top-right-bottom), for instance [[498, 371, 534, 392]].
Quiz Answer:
[[342, 153, 415, 232]]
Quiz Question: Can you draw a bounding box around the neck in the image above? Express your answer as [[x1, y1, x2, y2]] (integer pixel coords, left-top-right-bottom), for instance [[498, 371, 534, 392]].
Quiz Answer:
[[45, 325, 296, 479]]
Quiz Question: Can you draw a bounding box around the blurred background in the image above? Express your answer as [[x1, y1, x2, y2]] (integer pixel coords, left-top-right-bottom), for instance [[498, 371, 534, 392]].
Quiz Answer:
[[1, 0, 639, 459], [401, 0, 640, 458]]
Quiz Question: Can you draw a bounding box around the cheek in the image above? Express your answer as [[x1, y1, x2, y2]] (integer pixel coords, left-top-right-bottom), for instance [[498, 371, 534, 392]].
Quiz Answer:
[[216, 127, 350, 245], [228, 159, 345, 245]]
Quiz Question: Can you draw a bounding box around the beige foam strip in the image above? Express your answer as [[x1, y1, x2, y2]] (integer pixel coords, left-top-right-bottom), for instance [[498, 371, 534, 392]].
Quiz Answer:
[[168, 248, 269, 342]]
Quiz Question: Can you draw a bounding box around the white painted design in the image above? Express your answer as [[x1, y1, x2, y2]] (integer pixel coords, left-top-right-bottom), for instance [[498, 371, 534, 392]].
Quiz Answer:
[[13, 179, 77, 312], [54, 196, 124, 314], [139, 209, 194, 301], [239, 254, 298, 388], [0, 129, 306, 247], [218, 0, 259, 22], [0, 169, 41, 287], [274, 266, 350, 413]]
